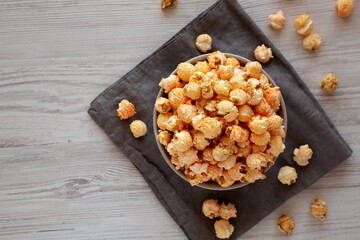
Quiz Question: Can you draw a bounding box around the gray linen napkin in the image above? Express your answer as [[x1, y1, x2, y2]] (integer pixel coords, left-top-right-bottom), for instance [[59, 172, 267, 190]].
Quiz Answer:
[[88, 0, 352, 239]]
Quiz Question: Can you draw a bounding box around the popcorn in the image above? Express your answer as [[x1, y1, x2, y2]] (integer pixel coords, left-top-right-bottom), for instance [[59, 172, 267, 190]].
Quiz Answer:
[[217, 100, 235, 115], [183, 82, 202, 100], [177, 62, 196, 82], [195, 61, 211, 74], [230, 75, 248, 90], [229, 89, 247, 105], [246, 89, 264, 106], [249, 115, 269, 134], [320, 73, 338, 93], [226, 125, 249, 143], [228, 162, 247, 182], [267, 135, 285, 157], [177, 104, 197, 123], [217, 155, 236, 170], [212, 144, 232, 162], [277, 215, 295, 235], [268, 10, 286, 30], [303, 33, 323, 51], [219, 202, 237, 220], [254, 99, 274, 117], [129, 120, 147, 138], [251, 144, 267, 154], [250, 131, 271, 145], [237, 104, 254, 122], [189, 71, 205, 84], [159, 75, 182, 93], [196, 34, 212, 53], [294, 14, 314, 36], [245, 61, 262, 78], [216, 170, 236, 187], [214, 80, 232, 96], [172, 131, 193, 152], [161, 0, 177, 10], [246, 153, 267, 170], [310, 198, 328, 221], [335, 0, 354, 17], [168, 88, 188, 109], [198, 117, 223, 139], [166, 114, 184, 132], [278, 166, 297, 185], [157, 130, 172, 146], [218, 65, 234, 80], [204, 100, 218, 113], [116, 99, 136, 120], [214, 219, 234, 239], [202, 147, 218, 165], [259, 73, 271, 90], [192, 131, 210, 150], [201, 81, 214, 99], [157, 112, 172, 130], [178, 148, 199, 167], [154, 97, 172, 113], [244, 168, 266, 183], [268, 115, 283, 131], [264, 87, 280, 111], [207, 51, 226, 69], [189, 162, 209, 174], [254, 44, 273, 63], [225, 57, 240, 68], [202, 199, 220, 219], [293, 144, 313, 166]]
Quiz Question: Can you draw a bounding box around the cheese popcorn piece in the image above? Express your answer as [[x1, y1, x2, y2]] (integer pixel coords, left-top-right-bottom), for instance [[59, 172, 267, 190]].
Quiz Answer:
[[259, 73, 271, 90], [268, 10, 286, 30], [246, 89, 263, 106], [249, 115, 269, 134], [270, 125, 286, 138], [166, 115, 184, 132], [155, 97, 172, 113], [293, 144, 313, 166], [237, 104, 254, 122], [245, 61, 262, 78], [202, 147, 218, 165], [192, 131, 210, 150], [218, 65, 234, 80], [177, 104, 197, 123], [320, 73, 338, 93], [264, 87, 280, 111], [195, 61, 211, 74], [168, 88, 188, 109], [189, 71, 205, 84], [294, 14, 314, 36], [198, 117, 222, 139], [278, 215, 295, 235], [230, 75, 248, 90], [278, 166, 297, 185], [172, 131, 193, 152], [228, 162, 247, 182], [189, 162, 209, 175], [217, 155, 236, 170], [226, 125, 249, 143], [214, 219, 234, 239], [225, 57, 240, 68], [220, 135, 238, 155], [196, 34, 212, 53], [310, 198, 328, 221], [212, 144, 232, 162], [207, 51, 226, 69], [157, 112, 172, 130], [216, 170, 236, 187], [159, 75, 182, 93], [217, 100, 235, 115], [254, 44, 273, 63], [250, 131, 271, 146], [130, 120, 147, 138], [254, 99, 274, 117], [178, 148, 199, 167], [267, 135, 285, 157], [251, 144, 267, 154], [116, 99, 136, 120], [214, 80, 232, 96], [335, 0, 354, 17], [303, 33, 323, 52], [244, 168, 266, 183], [246, 153, 267, 170], [161, 0, 177, 10], [202, 199, 220, 219], [177, 62, 196, 82], [268, 115, 283, 131], [157, 130, 172, 146], [229, 89, 247, 105], [207, 164, 223, 180], [183, 82, 201, 100], [219, 202, 237, 220], [204, 100, 218, 113], [201, 81, 214, 99]]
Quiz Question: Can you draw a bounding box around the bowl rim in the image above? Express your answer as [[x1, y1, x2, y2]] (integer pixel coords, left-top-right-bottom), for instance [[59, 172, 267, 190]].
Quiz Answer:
[[153, 53, 287, 191]]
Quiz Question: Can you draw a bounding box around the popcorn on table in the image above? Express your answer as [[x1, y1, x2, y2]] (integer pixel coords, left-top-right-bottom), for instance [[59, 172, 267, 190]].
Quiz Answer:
[[268, 10, 286, 30]]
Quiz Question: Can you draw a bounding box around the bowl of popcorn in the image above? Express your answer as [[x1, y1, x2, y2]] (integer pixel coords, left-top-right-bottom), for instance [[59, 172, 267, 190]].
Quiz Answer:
[[153, 51, 287, 190]]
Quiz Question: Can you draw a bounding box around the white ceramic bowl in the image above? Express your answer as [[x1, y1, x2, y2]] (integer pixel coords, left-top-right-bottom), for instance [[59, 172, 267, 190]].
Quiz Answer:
[[153, 53, 287, 191]]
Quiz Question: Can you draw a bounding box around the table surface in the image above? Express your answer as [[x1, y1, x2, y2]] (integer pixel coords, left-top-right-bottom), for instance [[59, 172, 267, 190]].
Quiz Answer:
[[0, 0, 359, 239]]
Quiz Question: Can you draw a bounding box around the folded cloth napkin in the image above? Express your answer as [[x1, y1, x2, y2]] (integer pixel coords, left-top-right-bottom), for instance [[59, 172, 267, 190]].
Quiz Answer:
[[88, 0, 352, 239]]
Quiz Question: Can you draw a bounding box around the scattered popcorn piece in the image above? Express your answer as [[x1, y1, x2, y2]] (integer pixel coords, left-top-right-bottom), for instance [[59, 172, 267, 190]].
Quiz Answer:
[[268, 10, 286, 30], [219, 202, 237, 220], [293, 144, 313, 166], [157, 130, 172, 146], [310, 198, 328, 221], [254, 44, 273, 63], [303, 33, 323, 52], [159, 75, 182, 93], [161, 0, 178, 10], [116, 99, 136, 120], [320, 73, 338, 93], [130, 120, 147, 138], [155, 97, 172, 113], [277, 215, 295, 235], [278, 166, 297, 185], [177, 62, 196, 82], [214, 219, 234, 239], [196, 34, 212, 53], [335, 0, 354, 17], [294, 14, 314, 36], [202, 199, 220, 219]]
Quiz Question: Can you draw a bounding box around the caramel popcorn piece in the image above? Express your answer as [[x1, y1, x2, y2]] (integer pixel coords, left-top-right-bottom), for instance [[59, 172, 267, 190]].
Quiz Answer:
[[159, 75, 182, 93], [195, 61, 211, 74], [130, 120, 147, 138], [192, 131, 210, 150], [202, 199, 220, 219], [249, 115, 269, 134], [219, 202, 237, 220], [250, 131, 271, 146], [218, 65, 234, 80], [161, 0, 178, 10], [177, 62, 196, 82], [320, 73, 338, 93], [267, 135, 285, 157], [293, 144, 313, 166], [183, 82, 202, 100], [172, 130, 193, 152], [303, 33, 323, 51], [214, 219, 234, 239], [278, 166, 297, 185], [177, 104, 197, 123], [277, 215, 295, 235], [168, 88, 188, 109], [212, 144, 232, 162], [157, 130, 172, 146], [237, 104, 254, 122], [245, 61, 262, 79], [310, 198, 328, 221], [254, 44, 273, 63], [335, 0, 354, 17], [268, 10, 286, 30], [116, 99, 136, 120], [155, 97, 172, 113], [196, 34, 212, 53], [294, 14, 314, 36], [207, 51, 226, 69]]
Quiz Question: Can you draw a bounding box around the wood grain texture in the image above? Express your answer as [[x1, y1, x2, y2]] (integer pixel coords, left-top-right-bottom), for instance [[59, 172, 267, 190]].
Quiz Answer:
[[0, 0, 359, 239]]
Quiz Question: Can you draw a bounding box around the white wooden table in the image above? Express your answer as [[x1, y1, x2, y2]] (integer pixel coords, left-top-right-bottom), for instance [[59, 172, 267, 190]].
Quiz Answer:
[[0, 0, 359, 239]]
